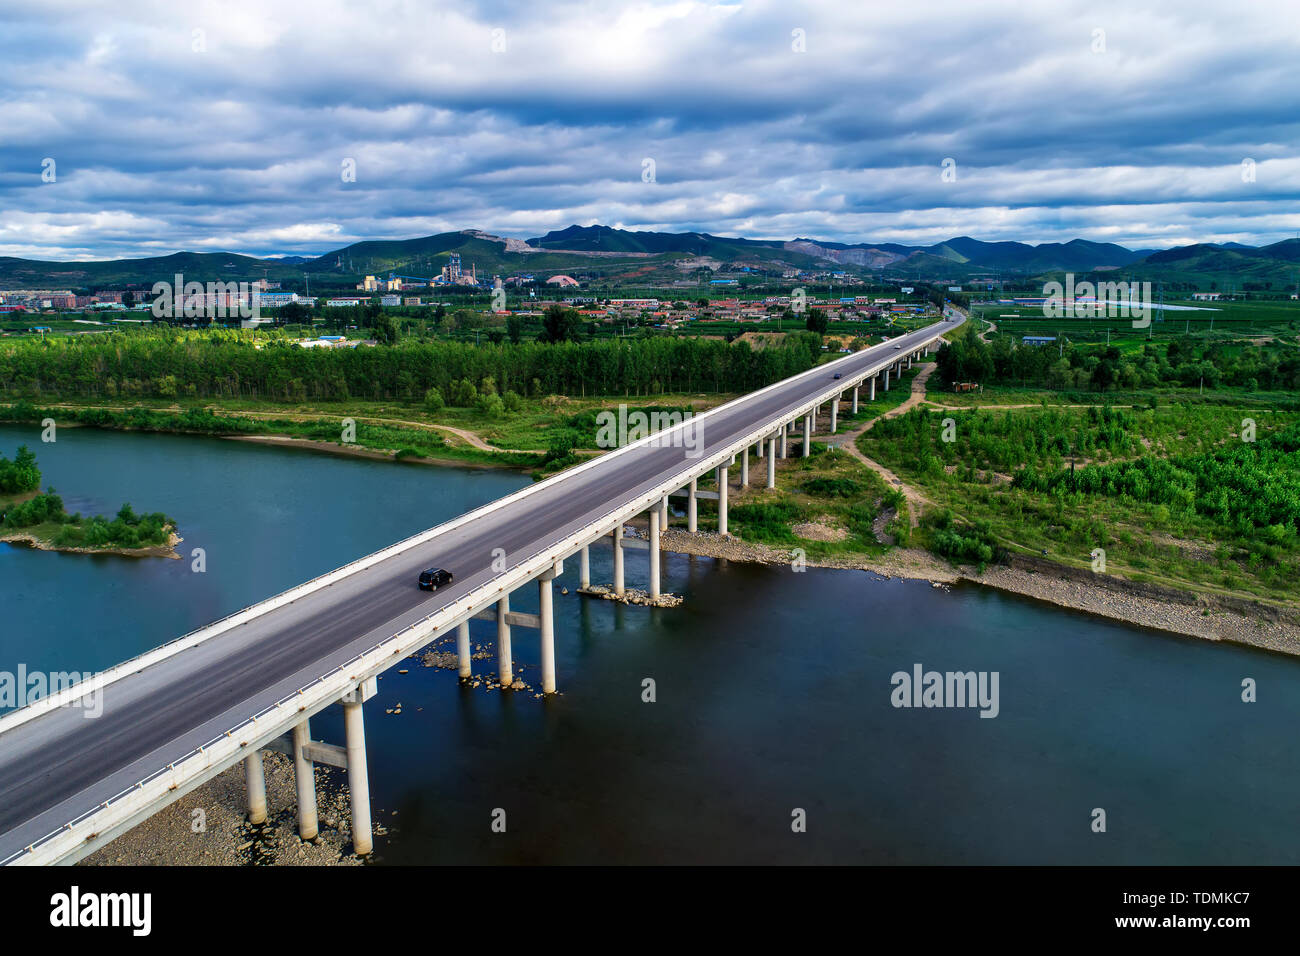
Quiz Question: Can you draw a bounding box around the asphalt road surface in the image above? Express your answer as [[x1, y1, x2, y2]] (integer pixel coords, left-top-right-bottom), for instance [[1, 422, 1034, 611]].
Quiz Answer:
[[0, 316, 958, 859]]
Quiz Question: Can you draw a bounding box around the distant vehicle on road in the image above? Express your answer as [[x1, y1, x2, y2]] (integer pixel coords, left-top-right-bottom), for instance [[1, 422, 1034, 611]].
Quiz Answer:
[[418, 567, 453, 590], [833, 372, 842, 379], [894, 344, 902, 349]]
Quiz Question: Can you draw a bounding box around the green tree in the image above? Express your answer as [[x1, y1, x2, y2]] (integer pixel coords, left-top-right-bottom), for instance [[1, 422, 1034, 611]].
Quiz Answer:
[[538, 304, 582, 344], [372, 312, 399, 345]]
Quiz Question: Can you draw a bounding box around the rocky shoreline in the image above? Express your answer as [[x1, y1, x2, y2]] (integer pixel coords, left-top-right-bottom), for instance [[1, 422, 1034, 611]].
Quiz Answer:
[[0, 528, 183, 560], [659, 528, 1300, 657], [81, 751, 369, 866]]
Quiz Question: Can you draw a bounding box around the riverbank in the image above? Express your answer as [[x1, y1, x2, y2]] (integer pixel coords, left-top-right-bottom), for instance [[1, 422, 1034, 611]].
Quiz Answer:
[[81, 751, 368, 866], [225, 434, 517, 471], [0, 528, 182, 559], [659, 528, 1300, 657], [0, 401, 543, 472]]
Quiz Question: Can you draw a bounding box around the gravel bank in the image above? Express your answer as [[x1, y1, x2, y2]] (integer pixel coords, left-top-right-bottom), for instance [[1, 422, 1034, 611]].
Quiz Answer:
[[659, 529, 1300, 657], [81, 751, 372, 866]]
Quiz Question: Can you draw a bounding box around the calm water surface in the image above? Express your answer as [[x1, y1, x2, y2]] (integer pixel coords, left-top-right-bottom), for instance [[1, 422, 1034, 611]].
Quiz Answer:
[[1, 423, 1296, 864]]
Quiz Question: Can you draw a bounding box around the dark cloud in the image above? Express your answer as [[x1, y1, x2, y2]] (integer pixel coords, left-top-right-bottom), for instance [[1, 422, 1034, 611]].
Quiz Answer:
[[0, 0, 1296, 260]]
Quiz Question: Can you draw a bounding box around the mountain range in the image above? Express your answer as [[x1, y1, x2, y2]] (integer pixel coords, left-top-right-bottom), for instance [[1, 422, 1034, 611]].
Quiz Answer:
[[2, 225, 1298, 289]]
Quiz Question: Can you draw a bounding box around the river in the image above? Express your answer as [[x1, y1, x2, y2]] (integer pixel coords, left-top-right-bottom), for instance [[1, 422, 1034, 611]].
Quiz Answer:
[[1, 423, 1297, 864]]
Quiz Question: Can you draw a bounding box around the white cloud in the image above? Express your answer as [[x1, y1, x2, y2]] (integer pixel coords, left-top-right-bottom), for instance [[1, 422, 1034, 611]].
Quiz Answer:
[[0, 0, 1296, 259]]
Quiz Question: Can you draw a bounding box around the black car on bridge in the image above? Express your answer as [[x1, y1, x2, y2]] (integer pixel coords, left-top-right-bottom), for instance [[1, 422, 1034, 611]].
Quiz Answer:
[[418, 567, 453, 590]]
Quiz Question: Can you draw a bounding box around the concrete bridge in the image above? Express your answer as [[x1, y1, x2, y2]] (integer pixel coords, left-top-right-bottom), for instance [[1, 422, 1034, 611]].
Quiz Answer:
[[0, 312, 961, 865]]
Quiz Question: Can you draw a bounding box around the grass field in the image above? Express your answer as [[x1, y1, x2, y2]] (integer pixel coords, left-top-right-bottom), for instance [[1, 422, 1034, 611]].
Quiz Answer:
[[972, 299, 1300, 344]]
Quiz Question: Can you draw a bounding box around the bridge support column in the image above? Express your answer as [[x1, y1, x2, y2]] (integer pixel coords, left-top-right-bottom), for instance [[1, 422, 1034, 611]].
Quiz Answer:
[[741, 446, 749, 486], [292, 719, 318, 840], [803, 415, 812, 456], [830, 399, 838, 433], [767, 438, 776, 487], [884, 368, 891, 391], [870, 376, 876, 401], [649, 508, 661, 598], [757, 437, 764, 458], [780, 424, 788, 458], [852, 386, 859, 414], [687, 478, 697, 532], [718, 466, 729, 535], [244, 752, 267, 825], [342, 695, 373, 856], [580, 545, 590, 590], [497, 595, 513, 686], [539, 569, 557, 694], [660, 494, 669, 528], [613, 524, 625, 597], [457, 621, 472, 678]]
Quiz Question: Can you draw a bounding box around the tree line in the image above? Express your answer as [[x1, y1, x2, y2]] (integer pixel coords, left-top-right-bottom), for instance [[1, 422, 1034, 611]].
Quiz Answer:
[[936, 334, 1300, 392], [0, 331, 822, 402]]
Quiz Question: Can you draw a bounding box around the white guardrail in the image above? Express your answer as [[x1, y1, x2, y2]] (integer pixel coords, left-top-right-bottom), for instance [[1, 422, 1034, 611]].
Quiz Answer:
[[1, 317, 958, 865]]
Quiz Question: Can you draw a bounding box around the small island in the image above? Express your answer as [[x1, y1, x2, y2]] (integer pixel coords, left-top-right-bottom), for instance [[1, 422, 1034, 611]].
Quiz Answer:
[[0, 445, 181, 559]]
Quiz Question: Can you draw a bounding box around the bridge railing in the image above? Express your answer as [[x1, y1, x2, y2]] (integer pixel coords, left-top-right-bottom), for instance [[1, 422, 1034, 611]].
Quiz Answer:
[[1, 318, 960, 865], [0, 493, 648, 866]]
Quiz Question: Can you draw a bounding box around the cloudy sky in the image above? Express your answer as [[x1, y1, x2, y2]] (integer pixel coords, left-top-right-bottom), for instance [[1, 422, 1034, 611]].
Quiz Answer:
[[1, 0, 1297, 260]]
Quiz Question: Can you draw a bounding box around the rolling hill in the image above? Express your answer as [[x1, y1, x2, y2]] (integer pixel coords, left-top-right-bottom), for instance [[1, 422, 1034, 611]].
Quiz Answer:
[[2, 227, 1297, 291]]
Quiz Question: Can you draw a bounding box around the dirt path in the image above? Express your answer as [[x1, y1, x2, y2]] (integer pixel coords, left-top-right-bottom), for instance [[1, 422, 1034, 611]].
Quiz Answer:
[[835, 362, 938, 526], [224, 410, 545, 455], [11, 401, 544, 455]]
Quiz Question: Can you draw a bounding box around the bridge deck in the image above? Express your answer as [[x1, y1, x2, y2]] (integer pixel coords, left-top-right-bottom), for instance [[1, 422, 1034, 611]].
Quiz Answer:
[[0, 316, 958, 862]]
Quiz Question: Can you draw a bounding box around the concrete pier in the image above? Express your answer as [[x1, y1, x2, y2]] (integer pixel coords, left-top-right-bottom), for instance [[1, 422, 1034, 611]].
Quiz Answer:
[[538, 569, 556, 694], [884, 368, 891, 391], [767, 437, 777, 487], [687, 478, 697, 532], [803, 414, 812, 456], [780, 423, 788, 458], [741, 446, 749, 486], [870, 376, 876, 401], [718, 465, 729, 535], [579, 545, 590, 590], [292, 720, 318, 840], [613, 523, 625, 597], [660, 494, 669, 528], [649, 508, 661, 599], [497, 595, 512, 685], [852, 386, 859, 414], [342, 698, 372, 856], [830, 399, 838, 432], [244, 752, 267, 825], [457, 621, 472, 678]]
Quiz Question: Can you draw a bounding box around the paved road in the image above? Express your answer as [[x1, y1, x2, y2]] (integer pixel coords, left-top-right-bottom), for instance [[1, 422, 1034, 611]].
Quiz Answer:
[[0, 317, 957, 859]]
